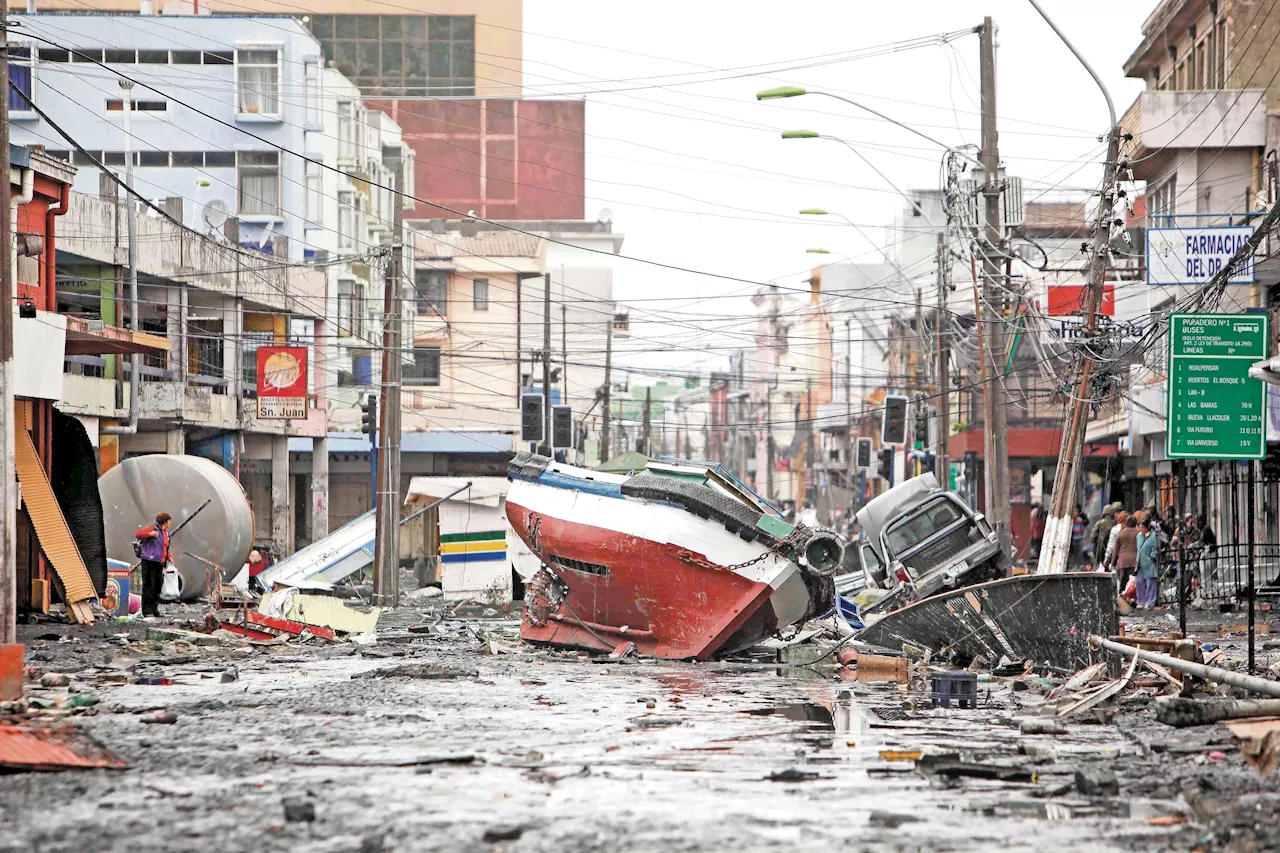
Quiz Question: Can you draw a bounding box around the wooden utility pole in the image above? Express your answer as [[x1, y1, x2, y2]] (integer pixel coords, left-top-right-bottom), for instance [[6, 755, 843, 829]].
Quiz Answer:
[[979, 17, 1012, 553], [373, 159, 405, 607], [935, 233, 950, 486], [0, 5, 15, 648], [601, 316, 612, 461], [542, 272, 552, 450], [845, 319, 853, 502], [1028, 0, 1122, 574], [970, 257, 994, 515]]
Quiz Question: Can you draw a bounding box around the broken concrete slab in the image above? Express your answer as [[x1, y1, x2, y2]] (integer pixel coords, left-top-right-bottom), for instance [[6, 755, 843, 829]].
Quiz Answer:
[[353, 664, 477, 680]]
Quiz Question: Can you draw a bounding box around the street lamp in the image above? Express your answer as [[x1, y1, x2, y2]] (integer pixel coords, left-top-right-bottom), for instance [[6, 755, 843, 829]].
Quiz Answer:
[[758, 85, 978, 165], [805, 248, 831, 254], [782, 129, 934, 225]]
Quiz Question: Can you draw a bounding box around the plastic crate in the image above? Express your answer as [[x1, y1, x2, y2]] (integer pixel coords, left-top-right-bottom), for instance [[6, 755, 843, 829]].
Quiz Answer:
[[930, 672, 977, 709]]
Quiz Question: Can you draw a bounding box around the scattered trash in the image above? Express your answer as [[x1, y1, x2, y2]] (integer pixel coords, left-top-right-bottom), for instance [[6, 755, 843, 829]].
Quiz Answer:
[[0, 724, 127, 771], [1019, 718, 1067, 736], [1074, 768, 1119, 796], [220, 668, 239, 683], [139, 711, 179, 725], [930, 672, 977, 709], [39, 673, 70, 688], [260, 590, 380, 635], [868, 811, 923, 829], [1155, 697, 1280, 728], [481, 825, 525, 843], [354, 664, 477, 680], [282, 797, 316, 822], [879, 750, 922, 762], [765, 768, 823, 782]]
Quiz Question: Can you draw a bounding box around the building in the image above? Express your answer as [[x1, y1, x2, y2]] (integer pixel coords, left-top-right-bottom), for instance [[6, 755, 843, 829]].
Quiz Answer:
[[9, 145, 169, 614]]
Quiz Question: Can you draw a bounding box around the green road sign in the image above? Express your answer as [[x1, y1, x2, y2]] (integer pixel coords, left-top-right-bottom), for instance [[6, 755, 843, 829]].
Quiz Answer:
[[1166, 313, 1268, 460]]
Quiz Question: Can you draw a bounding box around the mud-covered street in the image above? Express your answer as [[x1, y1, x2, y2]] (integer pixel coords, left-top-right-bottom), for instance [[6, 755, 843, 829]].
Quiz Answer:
[[4, 608, 1280, 853]]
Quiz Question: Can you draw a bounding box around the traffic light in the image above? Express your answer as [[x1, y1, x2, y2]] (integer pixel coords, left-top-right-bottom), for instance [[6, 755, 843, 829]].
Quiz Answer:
[[360, 394, 378, 439], [877, 447, 894, 484], [856, 437, 872, 468], [552, 404, 572, 449], [521, 394, 544, 443], [913, 405, 929, 448], [882, 395, 908, 445]]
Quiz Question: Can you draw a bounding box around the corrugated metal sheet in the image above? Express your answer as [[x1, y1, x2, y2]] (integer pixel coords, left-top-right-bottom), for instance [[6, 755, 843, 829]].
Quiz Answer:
[[15, 428, 98, 603], [0, 725, 127, 771], [415, 232, 543, 260]]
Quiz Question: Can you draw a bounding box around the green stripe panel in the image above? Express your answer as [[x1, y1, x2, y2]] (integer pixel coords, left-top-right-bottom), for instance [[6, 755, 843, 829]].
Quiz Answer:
[[441, 530, 507, 543]]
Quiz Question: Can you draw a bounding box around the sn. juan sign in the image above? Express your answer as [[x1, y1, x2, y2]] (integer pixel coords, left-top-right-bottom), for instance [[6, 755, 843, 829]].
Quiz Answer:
[[256, 346, 308, 420], [1147, 225, 1255, 286]]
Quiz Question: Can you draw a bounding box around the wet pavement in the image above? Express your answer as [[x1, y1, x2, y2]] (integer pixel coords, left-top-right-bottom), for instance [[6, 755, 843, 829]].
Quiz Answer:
[[2, 609, 1278, 852]]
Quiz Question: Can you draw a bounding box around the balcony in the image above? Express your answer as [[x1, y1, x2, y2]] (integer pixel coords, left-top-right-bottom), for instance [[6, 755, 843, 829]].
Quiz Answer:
[[1121, 90, 1265, 180]]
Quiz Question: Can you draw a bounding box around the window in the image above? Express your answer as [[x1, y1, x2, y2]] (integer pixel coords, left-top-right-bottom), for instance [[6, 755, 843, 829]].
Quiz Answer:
[[37, 49, 69, 63], [205, 151, 235, 168], [70, 49, 104, 63], [171, 50, 202, 65], [414, 269, 447, 315], [172, 151, 203, 167], [104, 49, 136, 64], [236, 48, 281, 116], [405, 346, 440, 385], [337, 190, 361, 251], [138, 50, 168, 64], [303, 59, 321, 127], [138, 151, 168, 167], [305, 14, 475, 96], [8, 44, 32, 113], [106, 100, 167, 112], [1150, 175, 1178, 220], [1195, 40, 1207, 90], [237, 152, 281, 216], [337, 101, 356, 162], [337, 279, 355, 336], [305, 160, 322, 224], [402, 150, 416, 210], [1216, 19, 1228, 87], [204, 51, 234, 66], [472, 278, 488, 311], [241, 330, 272, 389]]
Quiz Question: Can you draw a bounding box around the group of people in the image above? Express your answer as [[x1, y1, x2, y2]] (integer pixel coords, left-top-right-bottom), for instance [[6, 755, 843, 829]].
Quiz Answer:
[[1028, 502, 1218, 609]]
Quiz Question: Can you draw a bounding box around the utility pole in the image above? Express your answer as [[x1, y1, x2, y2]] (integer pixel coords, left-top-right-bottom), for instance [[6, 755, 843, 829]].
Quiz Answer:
[[1028, 0, 1122, 574], [561, 303, 568, 457], [979, 16, 1012, 553], [601, 315, 612, 461], [0, 4, 15, 649], [765, 393, 775, 502], [845, 319, 853, 504], [935, 233, 951, 487], [514, 276, 521, 405], [542, 272, 552, 451], [373, 159, 404, 607]]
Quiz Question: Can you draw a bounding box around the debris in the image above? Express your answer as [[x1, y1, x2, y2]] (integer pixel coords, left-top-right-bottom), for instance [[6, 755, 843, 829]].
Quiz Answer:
[[70, 694, 100, 708], [868, 811, 923, 828], [481, 825, 525, 843], [765, 768, 822, 782], [629, 716, 683, 730], [282, 797, 316, 822], [295, 754, 476, 768], [1155, 697, 1280, 728], [39, 673, 70, 688], [608, 641, 638, 660], [1222, 718, 1280, 775], [1090, 634, 1280, 698], [1019, 718, 1067, 735], [404, 586, 443, 600], [858, 574, 1118, 671], [930, 672, 977, 709], [350, 633, 378, 647], [920, 759, 1036, 783], [879, 750, 922, 761], [1148, 815, 1188, 826], [354, 664, 477, 680], [135, 678, 173, 686], [0, 724, 128, 771], [1074, 768, 1119, 796], [260, 590, 380, 635], [139, 711, 179, 725], [220, 668, 239, 683], [1057, 654, 1139, 717]]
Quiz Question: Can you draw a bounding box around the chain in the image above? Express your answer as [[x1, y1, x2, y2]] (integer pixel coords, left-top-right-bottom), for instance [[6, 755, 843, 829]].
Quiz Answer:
[[676, 528, 806, 573]]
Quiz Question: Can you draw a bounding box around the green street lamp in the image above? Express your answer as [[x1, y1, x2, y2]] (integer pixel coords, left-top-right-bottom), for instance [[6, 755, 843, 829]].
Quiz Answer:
[[806, 248, 831, 254], [783, 130, 933, 224], [758, 85, 978, 165], [780, 129, 819, 139]]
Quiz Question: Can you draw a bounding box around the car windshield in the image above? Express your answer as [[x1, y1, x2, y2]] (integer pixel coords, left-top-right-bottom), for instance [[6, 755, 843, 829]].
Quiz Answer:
[[884, 497, 964, 556]]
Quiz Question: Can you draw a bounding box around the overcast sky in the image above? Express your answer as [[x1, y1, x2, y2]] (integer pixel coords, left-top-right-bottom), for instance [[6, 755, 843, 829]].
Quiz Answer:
[[523, 1, 1150, 376]]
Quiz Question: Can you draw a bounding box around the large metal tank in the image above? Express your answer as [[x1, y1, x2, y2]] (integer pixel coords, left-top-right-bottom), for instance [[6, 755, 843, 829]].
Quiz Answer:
[[99, 455, 254, 601]]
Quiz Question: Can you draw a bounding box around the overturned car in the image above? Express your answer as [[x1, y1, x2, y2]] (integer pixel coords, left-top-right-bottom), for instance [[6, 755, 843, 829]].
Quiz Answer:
[[853, 473, 1005, 613]]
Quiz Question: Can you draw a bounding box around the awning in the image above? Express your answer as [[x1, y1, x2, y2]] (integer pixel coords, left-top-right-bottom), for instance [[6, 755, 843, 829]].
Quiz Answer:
[[14, 427, 97, 622], [405, 476, 508, 508], [63, 315, 169, 356]]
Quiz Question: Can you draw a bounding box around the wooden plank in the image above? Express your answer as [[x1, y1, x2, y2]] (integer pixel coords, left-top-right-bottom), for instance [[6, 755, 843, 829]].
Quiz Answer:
[[14, 428, 98, 605]]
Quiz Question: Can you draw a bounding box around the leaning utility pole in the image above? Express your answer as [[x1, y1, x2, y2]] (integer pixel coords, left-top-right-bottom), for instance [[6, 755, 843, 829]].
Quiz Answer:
[[601, 315, 612, 461], [979, 16, 1012, 553], [542, 272, 552, 450], [0, 5, 15, 649], [935, 233, 950, 485], [845, 319, 854, 500], [373, 159, 405, 607], [1030, 0, 1122, 574]]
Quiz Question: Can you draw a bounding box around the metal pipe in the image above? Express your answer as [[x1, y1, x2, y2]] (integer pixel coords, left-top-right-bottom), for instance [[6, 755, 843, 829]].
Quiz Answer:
[[103, 81, 139, 436], [1089, 634, 1280, 698], [1025, 0, 1116, 129]]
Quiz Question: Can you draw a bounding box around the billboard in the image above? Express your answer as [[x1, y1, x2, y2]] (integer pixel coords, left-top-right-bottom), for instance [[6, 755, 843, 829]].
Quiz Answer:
[[1146, 226, 1255, 286], [256, 346, 308, 420]]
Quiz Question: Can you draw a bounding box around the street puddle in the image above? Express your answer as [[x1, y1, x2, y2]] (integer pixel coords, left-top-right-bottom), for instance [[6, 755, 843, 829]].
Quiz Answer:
[[741, 691, 873, 738]]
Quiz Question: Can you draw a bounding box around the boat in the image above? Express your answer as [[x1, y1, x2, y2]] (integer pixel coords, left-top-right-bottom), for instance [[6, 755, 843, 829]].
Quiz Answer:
[[505, 452, 841, 660], [855, 572, 1119, 672]]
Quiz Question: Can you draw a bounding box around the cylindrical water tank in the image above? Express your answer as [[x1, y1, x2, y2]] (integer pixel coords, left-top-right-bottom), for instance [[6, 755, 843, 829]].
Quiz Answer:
[[99, 455, 254, 601]]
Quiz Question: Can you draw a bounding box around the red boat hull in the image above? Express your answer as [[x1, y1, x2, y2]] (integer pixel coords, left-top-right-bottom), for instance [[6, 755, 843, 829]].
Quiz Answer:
[[507, 503, 785, 660]]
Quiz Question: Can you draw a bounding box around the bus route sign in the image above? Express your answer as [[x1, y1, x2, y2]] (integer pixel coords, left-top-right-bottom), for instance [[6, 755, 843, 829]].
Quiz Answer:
[[1166, 313, 1268, 460]]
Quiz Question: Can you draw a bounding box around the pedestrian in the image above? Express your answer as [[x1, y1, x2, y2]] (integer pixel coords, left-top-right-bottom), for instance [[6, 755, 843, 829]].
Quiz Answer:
[[1070, 505, 1088, 569], [1113, 514, 1140, 596], [1105, 508, 1127, 570], [1136, 517, 1160, 609], [1029, 503, 1047, 560], [1199, 513, 1218, 592], [134, 511, 172, 618], [1091, 502, 1117, 568]]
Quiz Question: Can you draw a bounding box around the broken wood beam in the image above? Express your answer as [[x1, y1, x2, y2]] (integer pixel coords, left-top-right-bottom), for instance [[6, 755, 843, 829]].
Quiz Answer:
[[1089, 635, 1280, 699], [1155, 697, 1280, 728]]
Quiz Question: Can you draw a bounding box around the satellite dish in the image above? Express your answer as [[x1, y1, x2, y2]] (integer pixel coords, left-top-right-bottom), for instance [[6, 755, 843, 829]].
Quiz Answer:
[[597, 207, 613, 225], [202, 198, 230, 231]]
